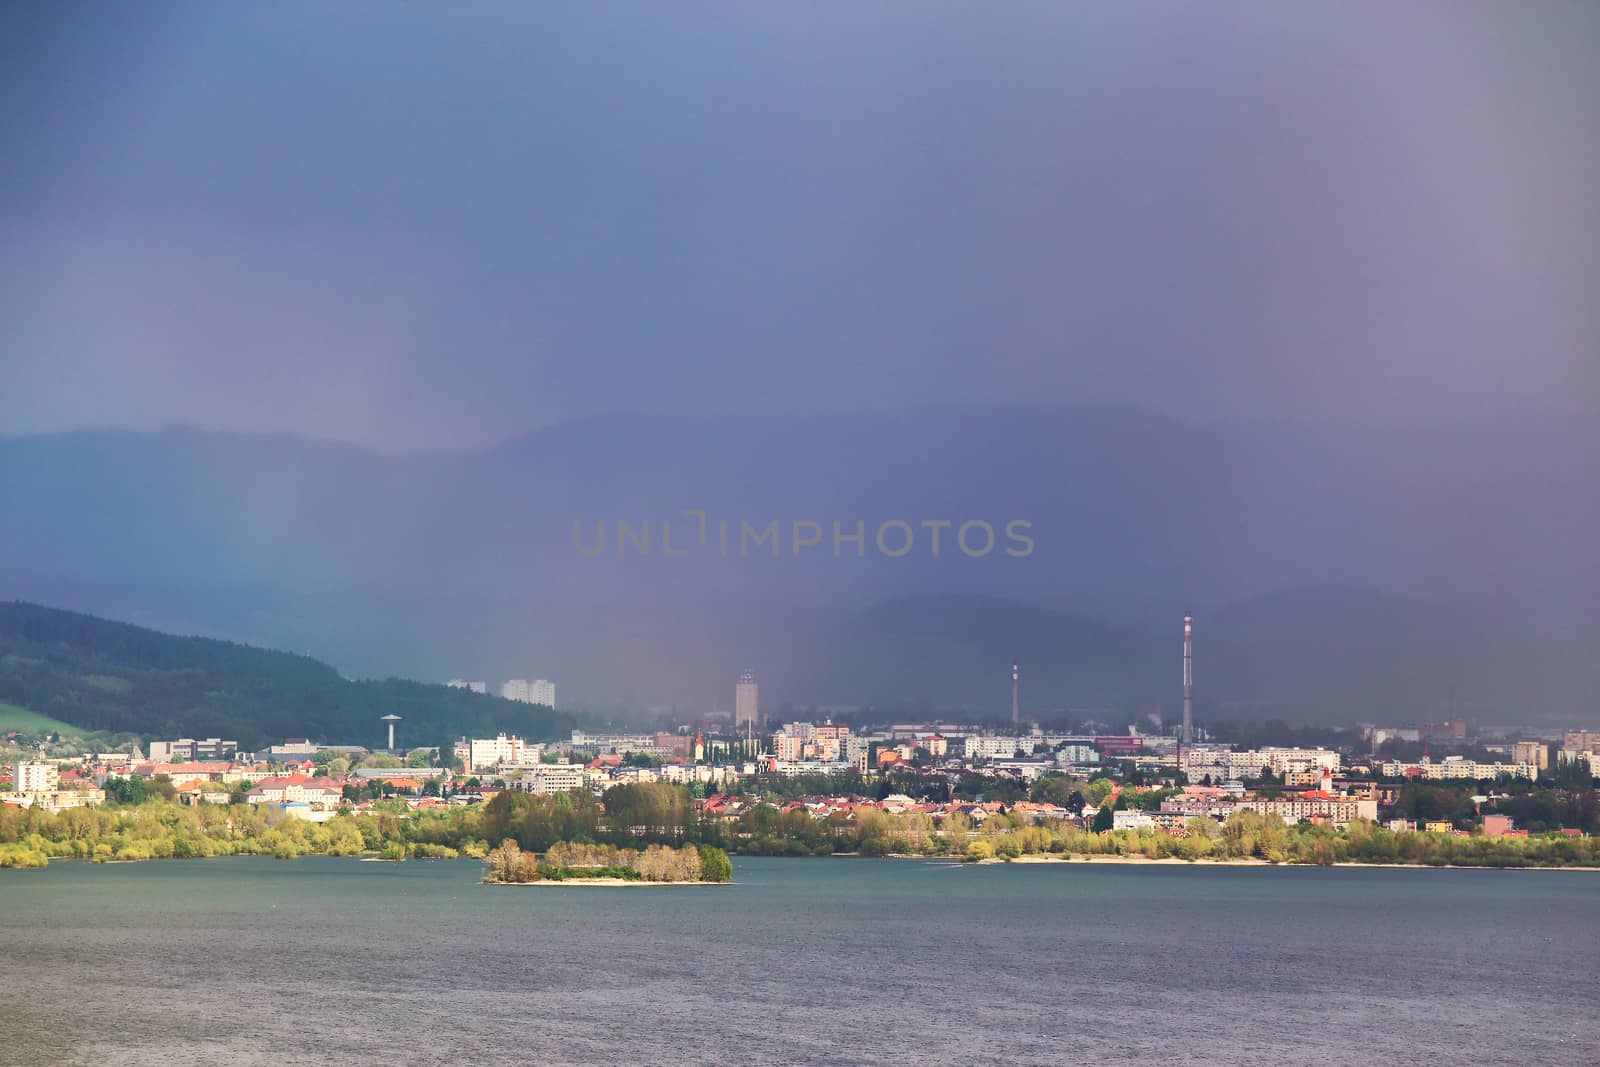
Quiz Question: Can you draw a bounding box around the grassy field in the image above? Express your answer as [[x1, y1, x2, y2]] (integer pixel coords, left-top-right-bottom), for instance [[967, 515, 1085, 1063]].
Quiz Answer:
[[0, 701, 81, 736]]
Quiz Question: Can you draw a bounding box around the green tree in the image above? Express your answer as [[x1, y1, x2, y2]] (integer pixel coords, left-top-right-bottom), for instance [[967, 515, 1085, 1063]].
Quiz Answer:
[[695, 844, 733, 882]]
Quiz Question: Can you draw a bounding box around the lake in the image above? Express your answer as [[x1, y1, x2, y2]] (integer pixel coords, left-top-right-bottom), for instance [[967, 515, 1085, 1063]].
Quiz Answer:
[[3, 856, 1598, 1065]]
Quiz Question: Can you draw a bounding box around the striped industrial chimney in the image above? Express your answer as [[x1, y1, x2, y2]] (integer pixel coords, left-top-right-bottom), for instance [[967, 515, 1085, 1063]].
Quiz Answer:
[[1181, 614, 1194, 745], [1012, 659, 1020, 726]]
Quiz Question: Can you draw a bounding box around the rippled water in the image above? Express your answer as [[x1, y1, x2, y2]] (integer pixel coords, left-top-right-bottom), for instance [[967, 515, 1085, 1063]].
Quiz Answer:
[[3, 856, 1598, 1065]]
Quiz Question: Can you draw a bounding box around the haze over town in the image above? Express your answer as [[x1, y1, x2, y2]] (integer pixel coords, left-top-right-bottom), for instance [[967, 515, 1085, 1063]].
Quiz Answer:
[[3, 3, 1597, 723]]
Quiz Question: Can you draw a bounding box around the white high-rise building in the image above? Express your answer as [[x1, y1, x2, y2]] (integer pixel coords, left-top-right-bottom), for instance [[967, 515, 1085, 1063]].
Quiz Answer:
[[502, 678, 555, 706], [736, 670, 759, 731], [447, 679, 487, 694], [468, 734, 527, 773], [13, 761, 58, 794]]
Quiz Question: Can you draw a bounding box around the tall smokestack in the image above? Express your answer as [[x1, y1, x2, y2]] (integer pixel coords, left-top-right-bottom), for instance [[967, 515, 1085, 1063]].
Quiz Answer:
[[1182, 614, 1193, 745], [1012, 659, 1020, 727]]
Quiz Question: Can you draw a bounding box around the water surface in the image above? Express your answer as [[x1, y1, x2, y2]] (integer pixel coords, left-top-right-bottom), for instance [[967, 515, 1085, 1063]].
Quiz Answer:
[[3, 857, 1597, 1065]]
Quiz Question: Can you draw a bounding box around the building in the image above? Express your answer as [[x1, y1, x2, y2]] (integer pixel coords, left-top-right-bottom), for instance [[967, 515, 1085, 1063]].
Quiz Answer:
[[654, 732, 693, 759], [963, 735, 1031, 761], [147, 738, 238, 762], [13, 760, 59, 794], [764, 759, 855, 778], [501, 678, 555, 706], [1380, 757, 1535, 781], [1180, 746, 1341, 782], [991, 757, 1054, 782], [735, 670, 759, 731], [569, 731, 657, 755], [519, 763, 589, 796], [1113, 810, 1157, 831], [1561, 730, 1600, 754], [5, 788, 105, 813], [1095, 736, 1145, 759], [1053, 742, 1100, 766], [467, 734, 527, 773], [447, 679, 488, 694], [772, 722, 854, 763], [245, 776, 343, 809], [1237, 796, 1378, 828], [1511, 740, 1549, 772], [1482, 814, 1515, 837]]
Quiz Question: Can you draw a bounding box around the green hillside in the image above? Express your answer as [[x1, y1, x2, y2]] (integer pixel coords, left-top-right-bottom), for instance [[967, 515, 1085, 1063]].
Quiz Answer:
[[0, 601, 573, 749], [0, 700, 82, 737]]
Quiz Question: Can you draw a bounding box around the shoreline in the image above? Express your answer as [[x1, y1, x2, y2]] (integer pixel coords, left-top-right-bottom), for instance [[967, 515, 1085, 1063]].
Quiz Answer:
[[964, 854, 1600, 872], [981, 854, 1268, 867], [483, 878, 723, 887]]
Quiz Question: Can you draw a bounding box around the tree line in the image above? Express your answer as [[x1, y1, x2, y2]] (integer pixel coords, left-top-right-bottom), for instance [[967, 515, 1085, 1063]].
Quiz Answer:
[[483, 839, 731, 883]]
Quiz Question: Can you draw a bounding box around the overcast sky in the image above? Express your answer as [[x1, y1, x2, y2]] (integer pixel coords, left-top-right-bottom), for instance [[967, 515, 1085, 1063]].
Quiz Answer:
[[3, 2, 1596, 451]]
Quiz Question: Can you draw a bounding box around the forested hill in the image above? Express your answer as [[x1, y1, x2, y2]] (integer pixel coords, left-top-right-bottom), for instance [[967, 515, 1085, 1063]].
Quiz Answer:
[[0, 601, 572, 749]]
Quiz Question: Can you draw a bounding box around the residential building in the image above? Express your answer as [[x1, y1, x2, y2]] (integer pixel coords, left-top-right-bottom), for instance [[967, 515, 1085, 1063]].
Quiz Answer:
[[765, 759, 855, 778], [519, 763, 589, 796], [1380, 757, 1535, 781], [13, 760, 58, 794], [1237, 796, 1377, 828], [772, 722, 853, 762], [1054, 743, 1100, 766], [447, 679, 488, 694], [467, 733, 527, 773], [1511, 741, 1549, 771], [1180, 746, 1341, 782], [1561, 730, 1600, 754], [1113, 810, 1156, 831], [991, 757, 1054, 782], [962, 735, 1030, 761]]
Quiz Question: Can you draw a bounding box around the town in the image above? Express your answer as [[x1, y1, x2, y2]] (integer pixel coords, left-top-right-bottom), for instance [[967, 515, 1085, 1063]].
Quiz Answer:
[[7, 665, 1599, 867]]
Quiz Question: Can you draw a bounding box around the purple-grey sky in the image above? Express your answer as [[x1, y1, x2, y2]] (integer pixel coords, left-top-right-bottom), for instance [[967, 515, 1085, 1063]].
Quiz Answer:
[[3, 2, 1596, 451]]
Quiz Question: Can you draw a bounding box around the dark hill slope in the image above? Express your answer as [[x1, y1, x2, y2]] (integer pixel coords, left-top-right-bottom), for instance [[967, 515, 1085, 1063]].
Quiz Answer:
[[0, 601, 572, 748]]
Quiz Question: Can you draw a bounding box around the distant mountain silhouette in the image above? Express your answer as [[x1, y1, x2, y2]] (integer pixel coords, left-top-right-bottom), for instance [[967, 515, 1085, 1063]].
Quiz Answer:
[[1, 407, 1594, 722]]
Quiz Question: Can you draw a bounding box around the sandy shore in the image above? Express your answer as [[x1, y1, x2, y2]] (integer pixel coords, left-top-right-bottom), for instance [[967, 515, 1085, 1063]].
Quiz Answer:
[[484, 878, 723, 887], [970, 854, 1600, 871], [979, 854, 1270, 867]]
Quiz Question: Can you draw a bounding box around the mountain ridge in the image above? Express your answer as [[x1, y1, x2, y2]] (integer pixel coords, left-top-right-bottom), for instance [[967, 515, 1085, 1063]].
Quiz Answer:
[[2, 408, 1594, 721]]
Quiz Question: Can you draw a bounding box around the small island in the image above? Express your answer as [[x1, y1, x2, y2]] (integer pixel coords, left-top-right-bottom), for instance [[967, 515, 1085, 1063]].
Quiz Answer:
[[483, 839, 732, 885]]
